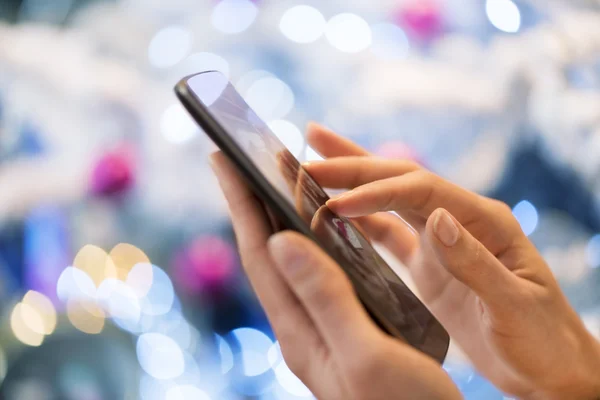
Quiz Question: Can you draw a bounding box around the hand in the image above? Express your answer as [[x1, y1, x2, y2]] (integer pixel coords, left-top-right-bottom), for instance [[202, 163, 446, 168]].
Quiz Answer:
[[210, 152, 463, 400], [304, 124, 600, 400]]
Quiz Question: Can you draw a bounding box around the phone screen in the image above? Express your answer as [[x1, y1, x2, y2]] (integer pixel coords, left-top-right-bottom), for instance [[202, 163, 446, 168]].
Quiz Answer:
[[183, 72, 448, 359]]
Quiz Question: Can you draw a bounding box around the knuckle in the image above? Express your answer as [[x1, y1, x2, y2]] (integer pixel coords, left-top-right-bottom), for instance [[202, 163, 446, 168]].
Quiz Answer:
[[301, 268, 350, 309]]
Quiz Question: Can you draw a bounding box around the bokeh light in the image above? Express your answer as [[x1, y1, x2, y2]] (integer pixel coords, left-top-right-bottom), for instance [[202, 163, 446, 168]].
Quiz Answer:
[[148, 26, 193, 69], [66, 299, 105, 334], [10, 302, 45, 346], [96, 278, 141, 323], [370, 23, 410, 60], [216, 334, 234, 374], [325, 13, 372, 53], [166, 385, 211, 400], [279, 5, 327, 44], [211, 0, 258, 35], [127, 262, 155, 299], [585, 234, 600, 268], [108, 243, 151, 282], [486, 0, 521, 33], [139, 265, 175, 316], [56, 266, 97, 303], [22, 290, 57, 335], [161, 103, 199, 145], [268, 120, 304, 157], [512, 200, 538, 236], [231, 328, 273, 377], [137, 333, 185, 380], [245, 77, 295, 121], [72, 245, 116, 287]]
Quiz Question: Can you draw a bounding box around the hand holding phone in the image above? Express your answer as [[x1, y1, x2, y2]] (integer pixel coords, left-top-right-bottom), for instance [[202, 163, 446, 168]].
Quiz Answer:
[[210, 152, 463, 400]]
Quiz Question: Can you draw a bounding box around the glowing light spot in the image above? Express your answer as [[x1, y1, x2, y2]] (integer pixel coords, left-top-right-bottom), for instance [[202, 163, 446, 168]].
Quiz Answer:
[[127, 262, 154, 299], [73, 245, 117, 287], [325, 13, 372, 53], [152, 310, 192, 350], [22, 291, 56, 335], [96, 279, 141, 323], [244, 77, 295, 121], [268, 120, 304, 157], [140, 266, 175, 316], [486, 0, 521, 33], [280, 5, 327, 44], [11, 303, 44, 346], [166, 385, 211, 400], [211, 0, 258, 35], [586, 234, 600, 268], [66, 300, 105, 334], [370, 23, 410, 60], [108, 243, 151, 282], [236, 70, 274, 94], [231, 328, 273, 376], [137, 333, 185, 380], [148, 26, 192, 68], [179, 53, 230, 79], [161, 104, 199, 145], [512, 200, 538, 236], [215, 334, 234, 374], [56, 266, 96, 303]]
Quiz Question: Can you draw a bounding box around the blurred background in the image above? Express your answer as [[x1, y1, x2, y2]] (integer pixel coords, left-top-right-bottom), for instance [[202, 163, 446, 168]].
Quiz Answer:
[[0, 0, 600, 399]]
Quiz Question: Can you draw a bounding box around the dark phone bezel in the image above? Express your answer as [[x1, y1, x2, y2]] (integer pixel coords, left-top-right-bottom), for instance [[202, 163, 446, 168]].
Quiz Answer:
[[175, 71, 449, 363]]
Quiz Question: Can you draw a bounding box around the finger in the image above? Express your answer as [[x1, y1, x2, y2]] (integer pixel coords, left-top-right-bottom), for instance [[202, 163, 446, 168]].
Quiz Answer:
[[306, 123, 369, 158], [353, 213, 418, 264], [210, 153, 323, 370], [303, 157, 420, 189], [425, 208, 521, 307], [268, 232, 380, 352]]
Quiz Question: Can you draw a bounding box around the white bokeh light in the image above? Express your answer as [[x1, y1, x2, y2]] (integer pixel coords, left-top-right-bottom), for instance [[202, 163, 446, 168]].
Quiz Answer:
[[244, 77, 295, 121], [148, 26, 193, 68], [211, 0, 258, 35], [268, 120, 304, 157], [586, 234, 600, 268], [56, 266, 96, 303], [486, 0, 521, 33], [96, 279, 141, 323], [279, 5, 327, 44], [161, 104, 199, 144], [216, 334, 234, 374], [231, 328, 273, 377], [166, 385, 211, 400], [137, 333, 185, 380], [512, 200, 538, 236], [326, 13, 372, 53], [371, 23, 410, 60], [140, 266, 175, 316]]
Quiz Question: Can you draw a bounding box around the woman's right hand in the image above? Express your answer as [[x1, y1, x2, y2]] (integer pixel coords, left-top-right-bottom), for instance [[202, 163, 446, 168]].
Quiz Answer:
[[304, 124, 600, 400]]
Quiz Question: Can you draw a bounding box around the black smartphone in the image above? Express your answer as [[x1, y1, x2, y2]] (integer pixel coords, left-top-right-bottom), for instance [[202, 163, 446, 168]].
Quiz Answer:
[[175, 71, 450, 363]]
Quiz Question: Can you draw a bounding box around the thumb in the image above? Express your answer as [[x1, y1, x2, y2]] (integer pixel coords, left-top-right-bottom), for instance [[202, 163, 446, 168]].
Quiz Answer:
[[425, 208, 520, 306], [268, 232, 380, 352]]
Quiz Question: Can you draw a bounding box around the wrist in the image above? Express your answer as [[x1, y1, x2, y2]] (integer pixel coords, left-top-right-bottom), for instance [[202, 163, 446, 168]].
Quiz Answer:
[[528, 331, 600, 400]]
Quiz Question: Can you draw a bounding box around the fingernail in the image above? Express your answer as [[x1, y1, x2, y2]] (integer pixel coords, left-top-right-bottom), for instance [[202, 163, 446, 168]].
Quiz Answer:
[[433, 210, 459, 247], [268, 234, 307, 273]]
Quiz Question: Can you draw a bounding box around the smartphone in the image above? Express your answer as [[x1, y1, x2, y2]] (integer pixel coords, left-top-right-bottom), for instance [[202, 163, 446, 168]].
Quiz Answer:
[[175, 71, 450, 363]]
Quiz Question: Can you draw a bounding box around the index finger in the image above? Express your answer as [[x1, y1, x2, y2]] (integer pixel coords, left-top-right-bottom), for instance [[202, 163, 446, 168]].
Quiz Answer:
[[327, 171, 520, 255], [306, 123, 370, 158]]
